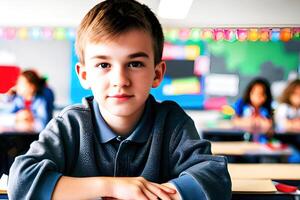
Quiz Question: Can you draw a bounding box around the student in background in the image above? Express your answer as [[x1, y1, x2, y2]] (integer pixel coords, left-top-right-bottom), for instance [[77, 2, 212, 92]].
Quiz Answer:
[[274, 79, 300, 163], [8, 1, 231, 199], [275, 79, 300, 132], [4, 70, 54, 131], [233, 77, 273, 134]]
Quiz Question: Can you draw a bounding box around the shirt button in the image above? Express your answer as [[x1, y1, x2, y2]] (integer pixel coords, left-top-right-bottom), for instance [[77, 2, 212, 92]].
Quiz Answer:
[[117, 136, 124, 142]]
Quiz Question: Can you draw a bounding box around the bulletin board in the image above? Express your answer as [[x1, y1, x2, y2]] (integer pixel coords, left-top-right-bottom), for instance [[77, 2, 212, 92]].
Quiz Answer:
[[150, 41, 207, 109], [151, 40, 300, 109], [207, 40, 300, 103]]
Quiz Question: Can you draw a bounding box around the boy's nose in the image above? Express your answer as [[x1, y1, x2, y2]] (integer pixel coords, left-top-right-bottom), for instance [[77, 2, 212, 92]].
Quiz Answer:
[[110, 67, 130, 87]]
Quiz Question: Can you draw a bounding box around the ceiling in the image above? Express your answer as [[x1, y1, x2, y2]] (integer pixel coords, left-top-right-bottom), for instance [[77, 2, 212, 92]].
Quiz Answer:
[[0, 0, 299, 28]]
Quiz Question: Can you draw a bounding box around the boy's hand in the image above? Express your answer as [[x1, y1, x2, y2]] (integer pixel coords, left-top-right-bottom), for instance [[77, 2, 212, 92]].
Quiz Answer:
[[161, 183, 181, 200], [109, 177, 176, 200]]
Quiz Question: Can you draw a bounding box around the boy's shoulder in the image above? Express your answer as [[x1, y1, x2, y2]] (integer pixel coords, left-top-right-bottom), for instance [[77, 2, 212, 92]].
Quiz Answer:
[[157, 99, 184, 112], [150, 95, 189, 120], [150, 95, 182, 110], [57, 96, 93, 118]]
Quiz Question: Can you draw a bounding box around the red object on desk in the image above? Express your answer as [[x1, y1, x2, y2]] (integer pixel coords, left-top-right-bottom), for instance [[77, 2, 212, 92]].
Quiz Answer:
[[0, 65, 20, 93], [266, 142, 288, 150], [274, 182, 298, 193]]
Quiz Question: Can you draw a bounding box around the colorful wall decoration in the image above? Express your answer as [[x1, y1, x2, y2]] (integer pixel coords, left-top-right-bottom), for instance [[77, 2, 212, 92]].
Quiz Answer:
[[0, 27, 76, 41], [0, 27, 299, 42], [163, 28, 300, 43]]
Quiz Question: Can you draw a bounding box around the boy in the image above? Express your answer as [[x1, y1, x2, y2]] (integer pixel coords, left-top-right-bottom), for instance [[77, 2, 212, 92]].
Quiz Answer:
[[8, 0, 231, 199]]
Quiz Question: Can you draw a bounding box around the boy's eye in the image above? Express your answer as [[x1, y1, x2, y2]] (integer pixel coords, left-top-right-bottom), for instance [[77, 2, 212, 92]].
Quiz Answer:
[[128, 61, 144, 68], [97, 63, 110, 68]]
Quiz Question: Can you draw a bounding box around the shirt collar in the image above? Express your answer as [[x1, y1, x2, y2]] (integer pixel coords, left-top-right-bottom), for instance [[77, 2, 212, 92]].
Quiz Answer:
[[92, 95, 154, 144], [93, 100, 117, 143], [126, 96, 153, 143]]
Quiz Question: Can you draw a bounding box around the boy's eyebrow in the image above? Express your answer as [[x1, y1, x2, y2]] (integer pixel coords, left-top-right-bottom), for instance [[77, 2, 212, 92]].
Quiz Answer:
[[128, 52, 149, 59], [90, 52, 149, 60], [90, 55, 110, 60]]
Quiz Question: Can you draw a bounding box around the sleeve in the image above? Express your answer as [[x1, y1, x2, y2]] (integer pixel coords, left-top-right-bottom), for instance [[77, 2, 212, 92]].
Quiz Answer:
[[7, 117, 76, 200], [168, 118, 232, 200], [233, 98, 244, 117]]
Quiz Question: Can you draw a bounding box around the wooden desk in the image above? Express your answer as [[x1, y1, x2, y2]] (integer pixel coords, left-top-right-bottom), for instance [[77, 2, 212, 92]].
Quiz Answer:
[[232, 179, 276, 193], [0, 175, 298, 200], [229, 164, 300, 180], [231, 173, 300, 199], [230, 164, 300, 199], [201, 120, 300, 142], [211, 141, 292, 156], [232, 192, 300, 200], [0, 179, 297, 200]]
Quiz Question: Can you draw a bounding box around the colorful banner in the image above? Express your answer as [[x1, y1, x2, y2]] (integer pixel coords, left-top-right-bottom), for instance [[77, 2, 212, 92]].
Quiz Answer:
[[1, 27, 299, 42]]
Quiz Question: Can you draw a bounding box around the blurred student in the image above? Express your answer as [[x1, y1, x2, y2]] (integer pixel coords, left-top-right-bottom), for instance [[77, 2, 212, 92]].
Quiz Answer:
[[275, 79, 300, 132], [4, 70, 54, 131], [8, 1, 231, 199], [233, 77, 273, 133]]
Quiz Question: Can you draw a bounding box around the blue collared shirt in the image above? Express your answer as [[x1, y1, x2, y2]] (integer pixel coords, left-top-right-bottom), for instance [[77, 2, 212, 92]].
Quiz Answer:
[[8, 95, 231, 200], [93, 98, 152, 144], [92, 98, 205, 200]]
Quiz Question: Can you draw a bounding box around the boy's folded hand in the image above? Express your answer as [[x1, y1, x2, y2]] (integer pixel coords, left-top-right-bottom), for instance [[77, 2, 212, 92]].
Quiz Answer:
[[109, 177, 176, 200], [161, 183, 181, 200]]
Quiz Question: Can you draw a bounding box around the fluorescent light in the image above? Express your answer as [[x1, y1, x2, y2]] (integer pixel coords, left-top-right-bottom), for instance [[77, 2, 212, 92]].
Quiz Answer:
[[158, 0, 194, 19]]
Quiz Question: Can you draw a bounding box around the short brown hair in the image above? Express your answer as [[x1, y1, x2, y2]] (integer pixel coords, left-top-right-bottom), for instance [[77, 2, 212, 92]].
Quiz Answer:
[[75, 0, 164, 65], [278, 79, 300, 105]]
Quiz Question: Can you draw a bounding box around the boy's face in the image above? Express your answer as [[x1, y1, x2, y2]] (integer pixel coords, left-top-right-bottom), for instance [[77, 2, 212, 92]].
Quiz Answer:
[[76, 29, 165, 119]]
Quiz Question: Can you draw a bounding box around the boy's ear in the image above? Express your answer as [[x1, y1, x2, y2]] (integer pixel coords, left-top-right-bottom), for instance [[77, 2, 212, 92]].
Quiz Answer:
[[152, 61, 166, 88], [76, 63, 90, 89]]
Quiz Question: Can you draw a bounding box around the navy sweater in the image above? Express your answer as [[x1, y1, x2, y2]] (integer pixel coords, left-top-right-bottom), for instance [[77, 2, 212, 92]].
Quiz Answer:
[[8, 95, 231, 199]]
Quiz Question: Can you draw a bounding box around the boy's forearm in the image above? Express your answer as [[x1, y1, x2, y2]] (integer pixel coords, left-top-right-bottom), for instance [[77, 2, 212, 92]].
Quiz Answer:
[[52, 176, 112, 200], [52, 176, 177, 200]]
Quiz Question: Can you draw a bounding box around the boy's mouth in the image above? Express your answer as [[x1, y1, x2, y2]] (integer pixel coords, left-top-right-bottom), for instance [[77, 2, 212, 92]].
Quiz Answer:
[[108, 94, 134, 101], [109, 94, 133, 98]]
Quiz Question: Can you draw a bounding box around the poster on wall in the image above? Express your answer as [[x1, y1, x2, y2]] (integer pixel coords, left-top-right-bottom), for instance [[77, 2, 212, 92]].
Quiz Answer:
[[204, 74, 239, 96]]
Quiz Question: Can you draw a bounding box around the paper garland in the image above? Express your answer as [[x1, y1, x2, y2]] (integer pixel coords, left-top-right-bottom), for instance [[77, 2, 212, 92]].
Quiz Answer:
[[164, 28, 300, 42], [0, 27, 76, 41], [1, 27, 299, 42]]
